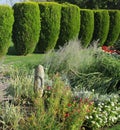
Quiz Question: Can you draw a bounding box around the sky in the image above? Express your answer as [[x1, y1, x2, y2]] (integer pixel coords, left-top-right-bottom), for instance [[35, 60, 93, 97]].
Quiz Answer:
[[0, 0, 22, 6]]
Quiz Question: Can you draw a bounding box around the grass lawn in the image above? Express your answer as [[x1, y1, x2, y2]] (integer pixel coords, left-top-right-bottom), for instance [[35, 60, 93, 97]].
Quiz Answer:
[[0, 45, 44, 68], [2, 53, 44, 68]]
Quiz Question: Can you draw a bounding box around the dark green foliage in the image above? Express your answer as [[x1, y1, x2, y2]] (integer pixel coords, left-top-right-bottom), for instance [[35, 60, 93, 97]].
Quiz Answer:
[[0, 6, 14, 57], [92, 10, 109, 46], [105, 10, 120, 46], [12, 2, 40, 55], [69, 52, 120, 94], [54, 0, 120, 9], [37, 2, 61, 53], [55, 3, 80, 48], [79, 9, 94, 47], [114, 40, 120, 50]]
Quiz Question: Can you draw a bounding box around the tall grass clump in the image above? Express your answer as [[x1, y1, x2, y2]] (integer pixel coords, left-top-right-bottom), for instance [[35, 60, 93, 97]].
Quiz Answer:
[[105, 10, 120, 46], [42, 40, 96, 75], [55, 3, 80, 48], [79, 9, 94, 47], [0, 102, 23, 130], [36, 2, 61, 53], [0, 64, 35, 103], [12, 2, 40, 55], [92, 10, 109, 46], [41, 40, 120, 93], [0, 5, 14, 57]]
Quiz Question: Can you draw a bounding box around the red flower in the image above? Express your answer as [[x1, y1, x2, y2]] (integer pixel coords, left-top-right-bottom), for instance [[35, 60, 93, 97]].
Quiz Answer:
[[47, 86, 51, 90], [85, 98, 89, 102], [65, 112, 70, 118], [102, 46, 108, 51], [79, 98, 82, 103], [68, 103, 71, 107]]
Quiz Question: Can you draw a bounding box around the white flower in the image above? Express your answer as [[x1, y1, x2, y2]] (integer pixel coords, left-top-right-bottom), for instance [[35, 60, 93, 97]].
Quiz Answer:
[[111, 102, 114, 106]]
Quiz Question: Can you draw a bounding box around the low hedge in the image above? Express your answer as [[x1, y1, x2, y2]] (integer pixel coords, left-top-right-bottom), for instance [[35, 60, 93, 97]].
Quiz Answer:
[[12, 2, 40, 55], [105, 10, 120, 46], [79, 9, 94, 47], [55, 3, 80, 48], [0, 6, 14, 57], [37, 2, 61, 53], [92, 10, 109, 46]]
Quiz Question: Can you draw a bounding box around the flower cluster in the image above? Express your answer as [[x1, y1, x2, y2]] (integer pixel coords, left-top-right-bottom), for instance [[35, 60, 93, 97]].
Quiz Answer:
[[64, 97, 94, 118], [84, 94, 120, 129], [101, 46, 120, 54]]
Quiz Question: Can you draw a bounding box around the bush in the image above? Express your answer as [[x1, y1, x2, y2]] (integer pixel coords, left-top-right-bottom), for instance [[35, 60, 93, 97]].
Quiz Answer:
[[92, 10, 109, 46], [105, 10, 120, 46], [36, 2, 61, 53], [0, 5, 14, 57], [55, 3, 80, 48], [12, 2, 40, 55], [79, 9, 94, 47]]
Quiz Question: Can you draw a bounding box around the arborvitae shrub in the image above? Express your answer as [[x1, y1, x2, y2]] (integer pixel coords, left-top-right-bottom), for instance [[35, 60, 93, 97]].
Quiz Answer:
[[37, 2, 61, 53], [0, 6, 14, 57], [12, 2, 40, 55], [55, 3, 80, 48], [105, 10, 120, 46], [79, 9, 94, 47], [92, 10, 109, 46]]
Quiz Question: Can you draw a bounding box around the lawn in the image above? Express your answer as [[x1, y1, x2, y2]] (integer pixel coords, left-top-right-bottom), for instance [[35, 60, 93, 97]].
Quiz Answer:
[[3, 53, 44, 68]]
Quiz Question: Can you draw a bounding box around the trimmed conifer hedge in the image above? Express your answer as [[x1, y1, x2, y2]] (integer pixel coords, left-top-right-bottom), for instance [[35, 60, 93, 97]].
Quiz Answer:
[[37, 2, 61, 53], [92, 10, 109, 46], [55, 3, 80, 48], [0, 6, 14, 57], [12, 2, 40, 55], [105, 10, 120, 46], [79, 9, 94, 47]]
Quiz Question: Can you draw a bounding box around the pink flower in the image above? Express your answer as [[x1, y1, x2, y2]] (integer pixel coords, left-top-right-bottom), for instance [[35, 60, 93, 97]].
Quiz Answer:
[[47, 86, 51, 90]]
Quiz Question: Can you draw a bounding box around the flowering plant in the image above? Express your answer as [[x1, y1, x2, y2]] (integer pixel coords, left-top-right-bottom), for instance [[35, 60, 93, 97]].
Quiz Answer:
[[101, 46, 120, 54], [84, 94, 120, 129]]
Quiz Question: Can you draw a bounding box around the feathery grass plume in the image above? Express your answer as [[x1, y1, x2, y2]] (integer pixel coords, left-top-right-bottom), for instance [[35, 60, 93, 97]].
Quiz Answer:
[[41, 40, 96, 75]]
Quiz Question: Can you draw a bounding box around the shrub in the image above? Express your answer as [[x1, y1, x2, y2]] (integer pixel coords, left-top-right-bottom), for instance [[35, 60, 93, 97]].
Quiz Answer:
[[79, 9, 94, 47], [55, 3, 80, 48], [12, 2, 40, 55], [105, 10, 120, 46], [92, 10, 109, 46], [36, 2, 61, 53], [0, 5, 14, 57]]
